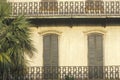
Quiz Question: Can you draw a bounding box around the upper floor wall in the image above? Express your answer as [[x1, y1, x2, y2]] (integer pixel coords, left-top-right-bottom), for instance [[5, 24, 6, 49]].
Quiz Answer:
[[8, 0, 120, 18]]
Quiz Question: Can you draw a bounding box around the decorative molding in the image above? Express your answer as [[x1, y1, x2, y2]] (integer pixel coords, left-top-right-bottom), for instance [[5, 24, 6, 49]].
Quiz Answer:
[[83, 29, 107, 35], [38, 30, 62, 36]]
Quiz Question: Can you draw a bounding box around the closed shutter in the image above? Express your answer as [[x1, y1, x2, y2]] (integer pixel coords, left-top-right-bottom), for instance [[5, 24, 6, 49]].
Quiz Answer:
[[43, 35, 51, 66], [88, 35, 96, 66], [96, 34, 103, 66], [51, 34, 58, 66], [88, 33, 103, 79], [43, 34, 59, 79], [88, 33, 103, 66], [43, 34, 58, 66]]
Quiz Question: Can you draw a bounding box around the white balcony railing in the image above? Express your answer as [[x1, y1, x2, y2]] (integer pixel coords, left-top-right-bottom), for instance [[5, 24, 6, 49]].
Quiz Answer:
[[1, 66, 120, 80], [9, 1, 120, 18]]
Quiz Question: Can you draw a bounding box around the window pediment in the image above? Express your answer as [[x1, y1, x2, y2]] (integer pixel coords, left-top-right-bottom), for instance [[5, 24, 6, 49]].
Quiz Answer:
[[38, 30, 62, 36]]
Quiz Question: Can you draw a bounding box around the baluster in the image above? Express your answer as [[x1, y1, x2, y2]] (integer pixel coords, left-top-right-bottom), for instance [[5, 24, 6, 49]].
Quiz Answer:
[[54, 2, 58, 14], [75, 2, 79, 14], [13, 3, 18, 15], [109, 66, 114, 79], [59, 2, 63, 14], [23, 2, 27, 15], [34, 2, 38, 15], [80, 1, 84, 14], [64, 1, 68, 14], [114, 66, 119, 79], [111, 1, 115, 14], [29, 2, 33, 15], [36, 67, 40, 80]]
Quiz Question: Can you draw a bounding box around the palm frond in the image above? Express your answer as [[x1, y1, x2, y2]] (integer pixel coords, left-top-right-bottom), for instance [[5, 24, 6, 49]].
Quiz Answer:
[[0, 53, 11, 64], [0, 1, 36, 73], [0, 0, 11, 19]]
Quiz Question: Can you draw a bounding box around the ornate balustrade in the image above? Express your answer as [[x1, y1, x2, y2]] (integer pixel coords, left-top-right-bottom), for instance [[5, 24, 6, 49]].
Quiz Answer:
[[9, 1, 120, 18], [0, 66, 120, 80]]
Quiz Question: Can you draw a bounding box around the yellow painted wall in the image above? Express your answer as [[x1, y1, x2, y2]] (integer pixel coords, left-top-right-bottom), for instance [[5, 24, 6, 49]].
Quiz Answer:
[[27, 26, 120, 66]]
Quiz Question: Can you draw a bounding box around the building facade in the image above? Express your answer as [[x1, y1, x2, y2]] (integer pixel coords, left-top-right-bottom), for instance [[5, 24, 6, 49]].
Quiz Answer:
[[29, 19, 120, 67], [8, 0, 120, 79]]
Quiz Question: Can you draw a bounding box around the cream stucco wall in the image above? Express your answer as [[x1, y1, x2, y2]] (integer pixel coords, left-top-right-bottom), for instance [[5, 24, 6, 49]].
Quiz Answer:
[[27, 26, 120, 66]]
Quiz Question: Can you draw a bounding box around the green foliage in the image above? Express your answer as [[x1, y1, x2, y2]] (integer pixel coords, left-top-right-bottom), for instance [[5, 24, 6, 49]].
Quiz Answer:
[[0, 0, 36, 79], [0, 0, 12, 68], [0, 0, 10, 19], [65, 75, 74, 80]]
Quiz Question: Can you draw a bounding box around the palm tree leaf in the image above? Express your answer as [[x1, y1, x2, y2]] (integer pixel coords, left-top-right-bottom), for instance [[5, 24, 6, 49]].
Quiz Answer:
[[0, 0, 36, 74], [0, 53, 11, 63], [0, 0, 11, 19]]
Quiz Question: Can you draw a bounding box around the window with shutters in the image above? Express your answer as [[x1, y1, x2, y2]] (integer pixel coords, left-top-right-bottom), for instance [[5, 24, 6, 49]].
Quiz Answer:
[[88, 33, 103, 79], [43, 34, 58, 79]]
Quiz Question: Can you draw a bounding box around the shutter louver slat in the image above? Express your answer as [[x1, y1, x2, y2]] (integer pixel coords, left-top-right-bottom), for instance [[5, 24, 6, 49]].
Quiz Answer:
[[88, 33, 103, 79]]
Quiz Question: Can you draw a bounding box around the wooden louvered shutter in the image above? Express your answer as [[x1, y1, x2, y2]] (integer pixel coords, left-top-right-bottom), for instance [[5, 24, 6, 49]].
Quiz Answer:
[[95, 34, 103, 66], [88, 33, 103, 79], [43, 34, 58, 66], [43, 35, 51, 66], [43, 34, 59, 79], [88, 33, 103, 66], [51, 34, 58, 66]]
